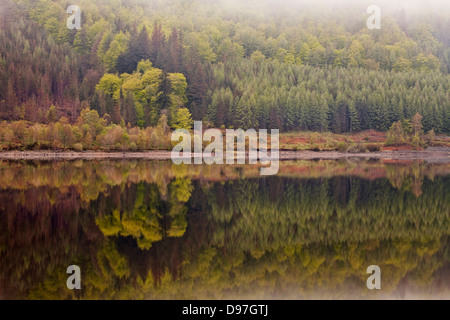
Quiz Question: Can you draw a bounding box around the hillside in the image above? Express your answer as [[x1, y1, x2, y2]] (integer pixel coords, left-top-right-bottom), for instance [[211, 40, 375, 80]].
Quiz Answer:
[[0, 0, 449, 134]]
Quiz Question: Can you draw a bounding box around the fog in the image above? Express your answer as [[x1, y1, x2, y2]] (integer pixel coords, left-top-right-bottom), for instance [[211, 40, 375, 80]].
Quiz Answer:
[[1, 0, 448, 17], [219, 0, 450, 11], [215, 0, 450, 16]]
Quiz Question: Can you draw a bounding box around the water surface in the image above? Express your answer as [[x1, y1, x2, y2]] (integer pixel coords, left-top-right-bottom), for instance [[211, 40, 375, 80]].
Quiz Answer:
[[0, 159, 449, 299]]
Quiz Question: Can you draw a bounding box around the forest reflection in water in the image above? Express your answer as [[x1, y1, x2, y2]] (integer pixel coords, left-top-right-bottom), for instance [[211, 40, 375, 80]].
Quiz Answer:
[[0, 159, 449, 299]]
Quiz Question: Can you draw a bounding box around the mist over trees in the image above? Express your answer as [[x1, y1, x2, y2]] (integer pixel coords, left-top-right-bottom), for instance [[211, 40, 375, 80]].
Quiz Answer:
[[0, 0, 449, 132]]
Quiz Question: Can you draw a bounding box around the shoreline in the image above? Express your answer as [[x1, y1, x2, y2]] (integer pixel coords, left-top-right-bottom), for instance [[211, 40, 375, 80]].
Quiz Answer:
[[0, 148, 449, 162]]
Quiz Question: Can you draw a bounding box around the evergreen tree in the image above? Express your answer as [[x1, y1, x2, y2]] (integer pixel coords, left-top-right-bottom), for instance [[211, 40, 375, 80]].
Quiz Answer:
[[154, 72, 172, 125], [150, 23, 165, 66]]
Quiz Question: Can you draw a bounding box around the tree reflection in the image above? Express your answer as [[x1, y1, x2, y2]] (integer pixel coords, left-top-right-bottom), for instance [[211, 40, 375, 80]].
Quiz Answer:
[[0, 160, 449, 299]]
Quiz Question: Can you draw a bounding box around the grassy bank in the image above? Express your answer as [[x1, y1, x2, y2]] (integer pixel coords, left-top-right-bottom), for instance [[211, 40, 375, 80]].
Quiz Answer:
[[280, 130, 450, 152]]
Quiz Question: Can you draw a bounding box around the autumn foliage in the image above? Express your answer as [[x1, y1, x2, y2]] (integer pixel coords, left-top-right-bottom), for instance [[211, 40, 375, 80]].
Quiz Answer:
[[0, 108, 172, 151]]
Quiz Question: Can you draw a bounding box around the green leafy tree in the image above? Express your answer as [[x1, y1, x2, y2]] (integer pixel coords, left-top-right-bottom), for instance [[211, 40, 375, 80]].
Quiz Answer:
[[173, 107, 193, 130], [96, 74, 122, 101]]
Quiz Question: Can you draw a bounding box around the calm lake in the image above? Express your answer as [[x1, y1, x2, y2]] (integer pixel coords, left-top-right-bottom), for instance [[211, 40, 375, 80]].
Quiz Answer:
[[1, 159, 449, 299]]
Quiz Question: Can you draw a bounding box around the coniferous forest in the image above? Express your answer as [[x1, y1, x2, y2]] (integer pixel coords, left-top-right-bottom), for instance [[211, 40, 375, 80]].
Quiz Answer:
[[1, 0, 450, 302], [0, 0, 449, 138]]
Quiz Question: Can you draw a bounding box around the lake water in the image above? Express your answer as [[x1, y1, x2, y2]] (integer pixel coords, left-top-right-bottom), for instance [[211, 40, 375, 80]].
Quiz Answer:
[[0, 159, 449, 299]]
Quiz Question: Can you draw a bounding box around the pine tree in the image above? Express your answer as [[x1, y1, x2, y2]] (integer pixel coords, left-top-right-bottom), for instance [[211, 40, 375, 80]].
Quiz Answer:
[[136, 26, 152, 63], [117, 26, 151, 74], [235, 97, 255, 129], [150, 22, 165, 66], [6, 79, 17, 119], [348, 101, 360, 133], [332, 93, 349, 133], [165, 28, 183, 73], [317, 96, 329, 132], [184, 54, 209, 119], [153, 71, 172, 125]]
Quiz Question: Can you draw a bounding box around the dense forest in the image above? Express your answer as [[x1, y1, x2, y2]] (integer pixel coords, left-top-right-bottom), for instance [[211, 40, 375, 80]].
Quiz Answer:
[[1, 160, 449, 299], [0, 0, 449, 135]]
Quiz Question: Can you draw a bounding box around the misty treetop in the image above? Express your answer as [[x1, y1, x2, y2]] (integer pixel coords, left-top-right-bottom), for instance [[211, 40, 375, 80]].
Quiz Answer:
[[0, 0, 449, 133]]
